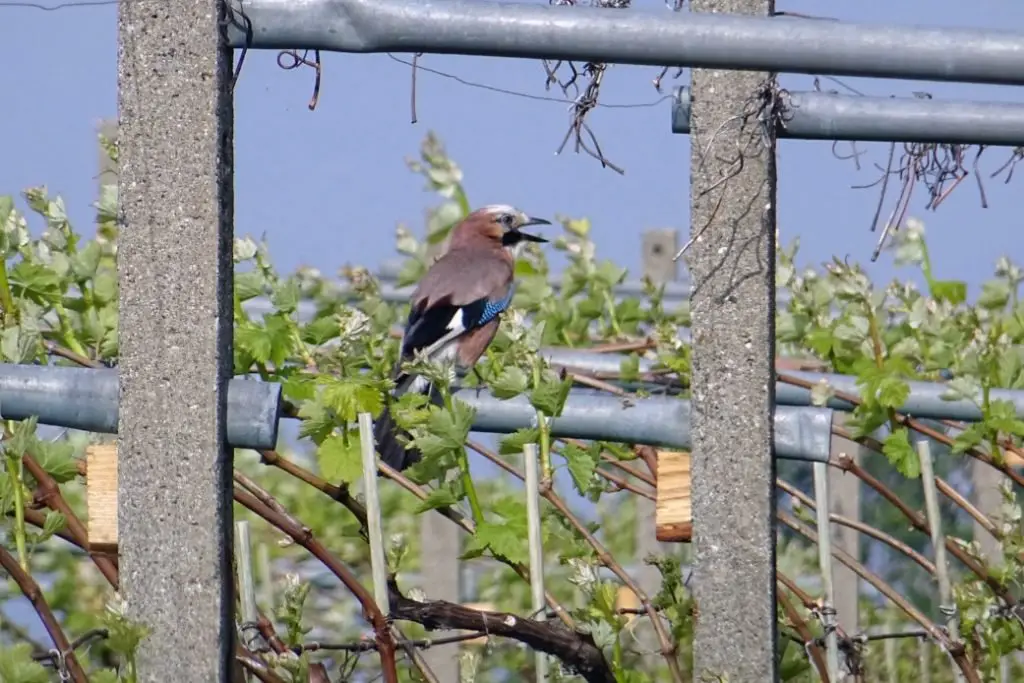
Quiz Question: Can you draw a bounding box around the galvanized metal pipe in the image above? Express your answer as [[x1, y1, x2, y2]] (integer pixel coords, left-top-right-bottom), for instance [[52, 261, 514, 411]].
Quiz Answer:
[[0, 363, 831, 461], [226, 0, 1024, 86], [777, 370, 1024, 421], [673, 87, 1024, 146], [0, 364, 282, 451], [453, 387, 833, 461]]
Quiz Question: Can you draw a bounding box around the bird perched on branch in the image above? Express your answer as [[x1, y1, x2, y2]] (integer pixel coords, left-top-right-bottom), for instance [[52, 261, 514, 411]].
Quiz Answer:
[[374, 204, 550, 471]]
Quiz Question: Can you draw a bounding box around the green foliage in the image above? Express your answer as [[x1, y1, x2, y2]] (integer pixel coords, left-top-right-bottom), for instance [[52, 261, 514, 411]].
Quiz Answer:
[[0, 130, 1020, 683]]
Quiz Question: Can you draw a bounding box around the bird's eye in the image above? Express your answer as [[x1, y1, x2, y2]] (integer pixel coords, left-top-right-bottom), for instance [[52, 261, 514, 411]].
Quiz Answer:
[[500, 213, 516, 228]]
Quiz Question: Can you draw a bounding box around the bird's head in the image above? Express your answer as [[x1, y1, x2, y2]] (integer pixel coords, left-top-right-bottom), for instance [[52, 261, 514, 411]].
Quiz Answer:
[[451, 204, 551, 250]]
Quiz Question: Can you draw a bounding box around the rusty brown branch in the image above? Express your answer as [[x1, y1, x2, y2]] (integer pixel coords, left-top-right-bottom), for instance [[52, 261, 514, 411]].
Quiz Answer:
[[777, 583, 830, 682], [32, 454, 119, 587], [0, 545, 88, 683], [234, 487, 400, 683], [776, 478, 936, 575], [777, 510, 981, 683], [835, 448, 1011, 603]]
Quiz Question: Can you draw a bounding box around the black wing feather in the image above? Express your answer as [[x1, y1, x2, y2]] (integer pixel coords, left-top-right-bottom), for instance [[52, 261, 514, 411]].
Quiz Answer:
[[401, 297, 489, 357]]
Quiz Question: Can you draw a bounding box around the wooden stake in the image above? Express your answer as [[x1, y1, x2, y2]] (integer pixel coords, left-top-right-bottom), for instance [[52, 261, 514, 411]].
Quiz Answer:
[[86, 444, 118, 552], [656, 450, 691, 542]]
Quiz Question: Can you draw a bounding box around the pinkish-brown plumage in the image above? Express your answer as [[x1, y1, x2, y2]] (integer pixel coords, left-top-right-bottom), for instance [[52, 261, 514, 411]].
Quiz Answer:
[[372, 204, 550, 472]]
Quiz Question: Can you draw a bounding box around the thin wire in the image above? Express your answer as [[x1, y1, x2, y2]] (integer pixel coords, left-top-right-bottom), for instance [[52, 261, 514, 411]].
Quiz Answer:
[[386, 53, 672, 110]]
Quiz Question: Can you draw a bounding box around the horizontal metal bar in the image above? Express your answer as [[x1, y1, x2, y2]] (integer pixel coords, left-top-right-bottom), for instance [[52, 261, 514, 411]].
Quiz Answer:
[[453, 387, 832, 462], [776, 371, 1024, 422], [672, 87, 1024, 146], [226, 0, 1024, 86], [0, 365, 282, 451], [0, 364, 830, 461]]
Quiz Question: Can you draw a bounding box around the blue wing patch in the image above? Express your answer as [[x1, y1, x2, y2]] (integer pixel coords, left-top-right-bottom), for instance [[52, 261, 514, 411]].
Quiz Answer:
[[477, 283, 517, 326]]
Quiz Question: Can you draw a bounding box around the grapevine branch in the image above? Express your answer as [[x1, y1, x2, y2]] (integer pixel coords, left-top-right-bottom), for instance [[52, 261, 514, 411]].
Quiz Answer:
[[387, 578, 617, 683]]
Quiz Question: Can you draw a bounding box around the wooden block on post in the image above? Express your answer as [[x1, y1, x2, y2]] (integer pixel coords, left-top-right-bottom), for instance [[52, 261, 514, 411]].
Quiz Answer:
[[656, 451, 692, 542], [86, 444, 119, 552]]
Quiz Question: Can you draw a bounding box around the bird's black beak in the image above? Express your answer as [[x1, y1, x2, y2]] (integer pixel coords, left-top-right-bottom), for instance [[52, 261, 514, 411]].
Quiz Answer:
[[517, 216, 550, 243]]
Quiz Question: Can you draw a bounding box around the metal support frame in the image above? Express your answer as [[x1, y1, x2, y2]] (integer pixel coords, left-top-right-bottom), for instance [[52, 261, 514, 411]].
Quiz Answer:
[[0, 363, 833, 461], [672, 87, 1024, 146], [225, 0, 1024, 86]]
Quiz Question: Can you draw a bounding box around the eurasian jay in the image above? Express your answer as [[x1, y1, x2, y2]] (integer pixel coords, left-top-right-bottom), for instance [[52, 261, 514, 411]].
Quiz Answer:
[[374, 204, 550, 471]]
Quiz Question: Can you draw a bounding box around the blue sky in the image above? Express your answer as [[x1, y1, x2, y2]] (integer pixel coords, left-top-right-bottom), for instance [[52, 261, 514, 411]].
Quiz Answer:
[[1, 0, 1023, 295]]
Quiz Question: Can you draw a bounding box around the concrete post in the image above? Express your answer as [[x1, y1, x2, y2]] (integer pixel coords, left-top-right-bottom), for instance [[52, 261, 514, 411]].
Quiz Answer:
[[117, 1, 236, 680], [636, 229, 679, 595], [417, 228, 462, 681], [971, 458, 1004, 560], [829, 414, 862, 640], [419, 511, 462, 680], [687, 0, 778, 679]]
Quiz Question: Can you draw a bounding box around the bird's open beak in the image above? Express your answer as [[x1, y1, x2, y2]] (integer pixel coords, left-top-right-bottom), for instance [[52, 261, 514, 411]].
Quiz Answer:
[[517, 216, 551, 243]]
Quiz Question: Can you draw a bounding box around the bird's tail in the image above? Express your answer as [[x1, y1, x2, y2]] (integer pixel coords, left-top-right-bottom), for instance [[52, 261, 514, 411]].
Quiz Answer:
[[373, 403, 422, 472]]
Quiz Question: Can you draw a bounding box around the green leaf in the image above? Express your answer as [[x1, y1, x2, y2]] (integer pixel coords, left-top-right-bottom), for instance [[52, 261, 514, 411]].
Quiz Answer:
[[0, 643, 50, 683], [462, 517, 529, 565], [234, 270, 265, 302], [930, 279, 967, 305], [561, 443, 598, 495], [69, 241, 103, 281], [271, 279, 300, 313], [0, 325, 39, 364], [951, 423, 986, 454], [321, 377, 384, 423], [882, 428, 920, 478], [619, 354, 640, 383], [93, 271, 118, 304], [426, 399, 475, 448], [9, 261, 63, 305], [490, 366, 529, 399], [317, 433, 364, 485], [414, 487, 459, 513], [297, 401, 335, 445], [90, 670, 121, 683], [875, 377, 910, 410], [529, 371, 572, 417], [408, 432, 456, 461], [302, 316, 340, 346], [977, 279, 1011, 310], [33, 439, 78, 484], [498, 428, 540, 455]]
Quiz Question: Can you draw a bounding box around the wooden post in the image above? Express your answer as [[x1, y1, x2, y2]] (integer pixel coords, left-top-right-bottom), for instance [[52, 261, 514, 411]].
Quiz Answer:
[[117, 0, 235, 678], [86, 444, 119, 552], [687, 0, 778, 678], [656, 451, 692, 543]]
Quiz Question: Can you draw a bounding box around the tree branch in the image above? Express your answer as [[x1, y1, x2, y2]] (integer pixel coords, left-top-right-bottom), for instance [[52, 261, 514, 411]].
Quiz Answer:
[[0, 545, 88, 683], [387, 578, 616, 683]]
